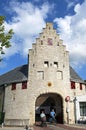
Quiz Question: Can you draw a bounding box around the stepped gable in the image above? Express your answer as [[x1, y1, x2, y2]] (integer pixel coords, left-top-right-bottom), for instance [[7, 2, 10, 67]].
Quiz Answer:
[[38, 22, 60, 46], [0, 23, 84, 86]]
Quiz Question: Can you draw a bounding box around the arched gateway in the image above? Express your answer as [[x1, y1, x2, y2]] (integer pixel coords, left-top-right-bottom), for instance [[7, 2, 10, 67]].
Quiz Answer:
[[35, 93, 63, 123]]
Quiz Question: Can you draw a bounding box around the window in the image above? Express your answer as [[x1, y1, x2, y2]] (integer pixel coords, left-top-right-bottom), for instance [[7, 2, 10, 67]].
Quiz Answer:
[[47, 38, 53, 45], [80, 102, 86, 116], [37, 71, 44, 80], [71, 81, 75, 89], [44, 61, 49, 67], [80, 83, 82, 90], [57, 42, 59, 46], [57, 71, 63, 80], [11, 83, 16, 90], [54, 62, 58, 68], [41, 40, 43, 45], [22, 81, 27, 89]]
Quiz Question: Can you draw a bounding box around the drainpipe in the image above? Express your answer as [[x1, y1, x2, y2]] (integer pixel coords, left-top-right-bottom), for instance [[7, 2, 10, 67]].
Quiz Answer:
[[2, 87, 4, 112], [74, 97, 77, 124], [1, 84, 7, 124]]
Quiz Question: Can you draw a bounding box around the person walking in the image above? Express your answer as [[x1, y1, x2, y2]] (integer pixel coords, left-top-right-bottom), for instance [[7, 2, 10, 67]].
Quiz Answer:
[[40, 109, 47, 127], [49, 109, 56, 123]]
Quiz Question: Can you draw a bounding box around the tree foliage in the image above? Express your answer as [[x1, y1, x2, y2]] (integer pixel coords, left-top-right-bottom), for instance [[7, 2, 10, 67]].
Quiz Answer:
[[0, 16, 14, 61]]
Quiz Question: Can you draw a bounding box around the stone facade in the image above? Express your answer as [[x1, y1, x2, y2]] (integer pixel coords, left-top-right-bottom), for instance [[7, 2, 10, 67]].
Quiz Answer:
[[28, 23, 71, 124], [2, 23, 86, 126]]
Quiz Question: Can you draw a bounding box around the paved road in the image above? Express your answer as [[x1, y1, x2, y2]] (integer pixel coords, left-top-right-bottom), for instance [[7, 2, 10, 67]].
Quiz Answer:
[[0, 124, 86, 130], [49, 124, 86, 130], [34, 124, 86, 130], [0, 126, 33, 130]]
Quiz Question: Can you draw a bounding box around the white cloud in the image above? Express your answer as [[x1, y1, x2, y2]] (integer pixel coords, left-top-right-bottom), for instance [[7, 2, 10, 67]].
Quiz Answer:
[[3, 1, 53, 59], [54, 1, 86, 68], [65, 0, 76, 9], [74, 3, 81, 13]]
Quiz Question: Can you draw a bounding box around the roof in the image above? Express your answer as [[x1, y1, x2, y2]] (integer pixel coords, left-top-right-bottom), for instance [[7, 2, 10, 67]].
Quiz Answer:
[[0, 64, 28, 86], [0, 64, 84, 86], [70, 66, 84, 83]]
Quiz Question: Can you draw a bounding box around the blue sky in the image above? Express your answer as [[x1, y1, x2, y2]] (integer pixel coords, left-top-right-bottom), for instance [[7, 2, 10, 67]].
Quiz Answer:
[[0, 0, 86, 80]]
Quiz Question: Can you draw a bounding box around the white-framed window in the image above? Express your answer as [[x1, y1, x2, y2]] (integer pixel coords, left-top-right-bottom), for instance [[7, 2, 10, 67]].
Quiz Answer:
[[80, 102, 86, 116]]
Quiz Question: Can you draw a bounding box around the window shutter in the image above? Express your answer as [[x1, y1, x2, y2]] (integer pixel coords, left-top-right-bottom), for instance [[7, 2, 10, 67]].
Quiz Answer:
[[22, 82, 27, 89], [80, 83, 82, 90], [11, 83, 16, 90], [71, 81, 75, 89]]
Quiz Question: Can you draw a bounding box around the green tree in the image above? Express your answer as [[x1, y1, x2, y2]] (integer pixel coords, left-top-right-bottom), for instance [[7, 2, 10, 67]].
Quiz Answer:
[[0, 16, 14, 61]]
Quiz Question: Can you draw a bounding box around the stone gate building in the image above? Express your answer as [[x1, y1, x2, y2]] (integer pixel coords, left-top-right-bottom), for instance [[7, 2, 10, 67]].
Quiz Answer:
[[0, 23, 86, 126]]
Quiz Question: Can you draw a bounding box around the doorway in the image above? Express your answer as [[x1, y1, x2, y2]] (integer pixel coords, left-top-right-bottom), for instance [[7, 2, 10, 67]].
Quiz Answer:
[[35, 93, 63, 123]]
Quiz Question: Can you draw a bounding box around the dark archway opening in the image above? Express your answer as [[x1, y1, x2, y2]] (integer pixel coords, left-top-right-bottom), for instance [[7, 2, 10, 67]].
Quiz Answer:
[[35, 93, 63, 124]]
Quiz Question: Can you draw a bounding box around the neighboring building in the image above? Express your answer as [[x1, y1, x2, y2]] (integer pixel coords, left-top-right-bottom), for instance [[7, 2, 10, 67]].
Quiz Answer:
[[0, 23, 86, 126]]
